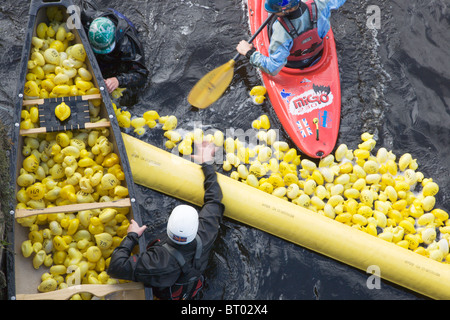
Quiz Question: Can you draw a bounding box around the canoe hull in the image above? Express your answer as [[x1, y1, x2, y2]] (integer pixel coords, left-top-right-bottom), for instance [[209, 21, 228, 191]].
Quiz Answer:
[[7, 0, 147, 300]]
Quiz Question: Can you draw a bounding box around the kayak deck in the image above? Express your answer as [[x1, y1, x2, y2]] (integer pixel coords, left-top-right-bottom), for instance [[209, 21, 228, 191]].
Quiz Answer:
[[247, 0, 341, 158]]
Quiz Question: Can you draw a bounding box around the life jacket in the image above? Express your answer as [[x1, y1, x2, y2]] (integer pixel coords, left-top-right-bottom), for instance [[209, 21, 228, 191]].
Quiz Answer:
[[150, 235, 204, 300], [278, 0, 324, 63]]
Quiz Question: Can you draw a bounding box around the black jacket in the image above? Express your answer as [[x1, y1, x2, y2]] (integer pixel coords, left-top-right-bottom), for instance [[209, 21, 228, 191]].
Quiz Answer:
[[107, 164, 225, 291]]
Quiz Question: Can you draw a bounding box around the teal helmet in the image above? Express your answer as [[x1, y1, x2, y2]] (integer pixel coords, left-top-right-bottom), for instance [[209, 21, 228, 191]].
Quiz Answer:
[[264, 0, 301, 13], [88, 17, 116, 54]]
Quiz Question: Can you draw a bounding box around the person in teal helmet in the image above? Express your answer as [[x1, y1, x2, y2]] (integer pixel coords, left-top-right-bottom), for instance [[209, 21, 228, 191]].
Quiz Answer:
[[236, 0, 346, 75], [81, 0, 149, 105], [88, 17, 117, 55]]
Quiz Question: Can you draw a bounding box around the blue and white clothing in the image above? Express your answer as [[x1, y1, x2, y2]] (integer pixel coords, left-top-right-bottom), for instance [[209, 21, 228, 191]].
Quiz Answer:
[[249, 0, 346, 75]]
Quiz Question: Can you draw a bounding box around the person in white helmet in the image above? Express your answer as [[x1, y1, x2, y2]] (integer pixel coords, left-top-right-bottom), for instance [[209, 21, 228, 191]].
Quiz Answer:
[[107, 141, 224, 300]]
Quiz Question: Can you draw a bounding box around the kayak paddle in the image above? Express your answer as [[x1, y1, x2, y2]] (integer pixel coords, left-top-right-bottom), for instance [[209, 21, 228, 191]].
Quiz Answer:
[[187, 13, 275, 109]]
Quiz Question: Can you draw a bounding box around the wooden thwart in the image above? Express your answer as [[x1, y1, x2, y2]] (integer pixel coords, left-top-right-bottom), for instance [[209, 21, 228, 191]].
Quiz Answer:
[[22, 93, 102, 106], [19, 120, 111, 135], [15, 282, 144, 300], [15, 198, 132, 219]]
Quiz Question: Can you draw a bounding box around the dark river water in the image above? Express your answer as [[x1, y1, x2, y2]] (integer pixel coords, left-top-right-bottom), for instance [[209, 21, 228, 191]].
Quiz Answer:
[[1, 0, 449, 300]]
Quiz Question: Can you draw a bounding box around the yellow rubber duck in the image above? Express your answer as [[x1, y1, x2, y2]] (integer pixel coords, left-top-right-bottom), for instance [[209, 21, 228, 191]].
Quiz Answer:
[[38, 278, 58, 293], [55, 102, 71, 121], [178, 139, 193, 155], [164, 130, 182, 143], [98, 173, 119, 191], [101, 152, 120, 168], [26, 183, 45, 201], [43, 48, 60, 65], [94, 233, 113, 250], [259, 115, 270, 129], [77, 67, 92, 82], [422, 181, 439, 197], [36, 22, 48, 39], [88, 217, 105, 235], [398, 153, 412, 171], [76, 190, 95, 203], [49, 39, 65, 52], [107, 164, 125, 181], [131, 117, 146, 129], [287, 183, 300, 199], [85, 246, 102, 263], [162, 115, 178, 131], [143, 110, 160, 121], [24, 80, 40, 98], [59, 184, 77, 203], [250, 86, 267, 105], [70, 44, 87, 62], [252, 95, 266, 105], [62, 155, 78, 177], [111, 87, 126, 99], [75, 79, 93, 92], [117, 111, 131, 128], [23, 154, 39, 173], [250, 86, 267, 96], [27, 52, 46, 69], [114, 185, 129, 198]]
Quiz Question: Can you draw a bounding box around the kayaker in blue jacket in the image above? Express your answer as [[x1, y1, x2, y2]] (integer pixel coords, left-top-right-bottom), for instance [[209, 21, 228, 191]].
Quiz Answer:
[[236, 0, 346, 75]]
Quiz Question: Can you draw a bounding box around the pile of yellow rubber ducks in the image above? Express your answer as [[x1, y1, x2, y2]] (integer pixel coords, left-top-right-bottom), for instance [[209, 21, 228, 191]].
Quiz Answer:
[[213, 122, 448, 263], [17, 128, 128, 210], [121, 96, 449, 264], [21, 6, 101, 130], [20, 205, 131, 297], [17, 126, 132, 296], [113, 104, 179, 138]]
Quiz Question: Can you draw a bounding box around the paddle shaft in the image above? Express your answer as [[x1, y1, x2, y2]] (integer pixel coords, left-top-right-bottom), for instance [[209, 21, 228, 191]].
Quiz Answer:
[[232, 13, 275, 61]]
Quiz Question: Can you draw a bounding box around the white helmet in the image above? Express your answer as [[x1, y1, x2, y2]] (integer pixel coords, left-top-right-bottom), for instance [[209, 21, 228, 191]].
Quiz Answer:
[[167, 205, 199, 245]]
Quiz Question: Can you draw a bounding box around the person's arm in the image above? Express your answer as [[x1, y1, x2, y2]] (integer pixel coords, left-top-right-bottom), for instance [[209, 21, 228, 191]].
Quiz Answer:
[[315, 0, 347, 38], [190, 141, 225, 249], [191, 141, 223, 205], [115, 61, 149, 89], [201, 162, 223, 205], [236, 21, 293, 76], [112, 29, 149, 90], [107, 219, 146, 281], [108, 220, 181, 286], [107, 231, 140, 281]]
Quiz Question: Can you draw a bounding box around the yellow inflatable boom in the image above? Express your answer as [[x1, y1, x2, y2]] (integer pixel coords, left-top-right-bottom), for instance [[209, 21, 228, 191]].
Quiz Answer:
[[122, 133, 450, 300]]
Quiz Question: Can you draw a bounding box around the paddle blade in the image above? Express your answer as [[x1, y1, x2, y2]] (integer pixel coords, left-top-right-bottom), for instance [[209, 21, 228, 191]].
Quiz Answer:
[[187, 59, 236, 109]]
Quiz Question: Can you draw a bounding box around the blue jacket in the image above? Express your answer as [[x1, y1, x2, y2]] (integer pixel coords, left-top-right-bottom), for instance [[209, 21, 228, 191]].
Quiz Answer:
[[249, 0, 346, 75]]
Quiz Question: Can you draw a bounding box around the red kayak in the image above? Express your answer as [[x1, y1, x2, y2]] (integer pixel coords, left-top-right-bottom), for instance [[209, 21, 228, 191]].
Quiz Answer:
[[247, 0, 341, 158]]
